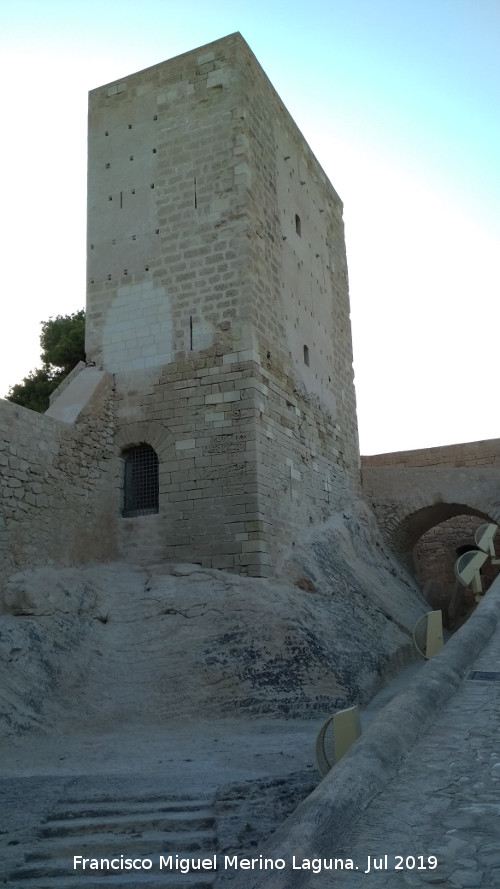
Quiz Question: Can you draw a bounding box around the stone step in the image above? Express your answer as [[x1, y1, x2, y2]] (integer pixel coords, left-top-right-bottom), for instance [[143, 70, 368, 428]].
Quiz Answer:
[[58, 794, 213, 810], [7, 869, 215, 889], [8, 794, 219, 889], [49, 798, 213, 819], [25, 828, 217, 861], [39, 811, 215, 838]]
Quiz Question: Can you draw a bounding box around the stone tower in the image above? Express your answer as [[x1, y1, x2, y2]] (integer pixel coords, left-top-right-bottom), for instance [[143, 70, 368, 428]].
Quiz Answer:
[[86, 32, 360, 575]]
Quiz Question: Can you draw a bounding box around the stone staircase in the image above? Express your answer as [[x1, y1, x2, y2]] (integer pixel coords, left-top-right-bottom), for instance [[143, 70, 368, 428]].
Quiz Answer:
[[7, 791, 219, 888]]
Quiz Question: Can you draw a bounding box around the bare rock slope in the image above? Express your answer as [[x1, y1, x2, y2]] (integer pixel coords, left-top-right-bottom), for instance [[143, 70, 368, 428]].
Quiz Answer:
[[0, 504, 426, 737]]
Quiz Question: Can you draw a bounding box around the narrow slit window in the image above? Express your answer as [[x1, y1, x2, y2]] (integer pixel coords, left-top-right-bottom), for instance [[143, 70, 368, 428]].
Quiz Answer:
[[123, 444, 159, 517], [295, 214, 301, 236], [303, 344, 310, 366]]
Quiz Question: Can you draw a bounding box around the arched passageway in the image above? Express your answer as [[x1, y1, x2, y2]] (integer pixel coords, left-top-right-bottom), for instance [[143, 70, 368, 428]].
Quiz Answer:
[[412, 511, 500, 628], [361, 446, 500, 628]]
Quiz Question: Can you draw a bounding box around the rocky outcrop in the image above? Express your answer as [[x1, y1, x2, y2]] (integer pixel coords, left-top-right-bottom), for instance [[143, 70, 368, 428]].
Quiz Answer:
[[0, 506, 426, 737]]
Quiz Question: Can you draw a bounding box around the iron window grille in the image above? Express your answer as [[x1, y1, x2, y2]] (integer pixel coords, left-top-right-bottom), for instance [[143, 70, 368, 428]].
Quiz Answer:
[[123, 444, 159, 517]]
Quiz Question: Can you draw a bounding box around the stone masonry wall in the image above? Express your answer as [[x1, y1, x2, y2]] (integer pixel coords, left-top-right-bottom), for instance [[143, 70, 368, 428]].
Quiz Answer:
[[237, 39, 361, 568], [0, 384, 116, 592], [362, 439, 500, 469], [113, 354, 262, 573], [112, 349, 359, 576], [87, 34, 361, 575], [238, 36, 359, 457], [86, 34, 254, 373]]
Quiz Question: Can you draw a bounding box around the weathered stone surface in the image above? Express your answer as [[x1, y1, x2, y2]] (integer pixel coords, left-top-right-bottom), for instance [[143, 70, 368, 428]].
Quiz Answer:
[[0, 509, 425, 737]]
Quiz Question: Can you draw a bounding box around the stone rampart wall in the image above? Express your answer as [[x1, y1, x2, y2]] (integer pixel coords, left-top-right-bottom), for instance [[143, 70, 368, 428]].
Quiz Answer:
[[361, 440, 500, 586], [0, 385, 117, 591], [362, 439, 500, 469]]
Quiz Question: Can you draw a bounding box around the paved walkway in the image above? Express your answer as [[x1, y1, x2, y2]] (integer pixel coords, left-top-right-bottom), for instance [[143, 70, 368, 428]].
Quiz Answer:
[[228, 579, 500, 889], [315, 610, 500, 888]]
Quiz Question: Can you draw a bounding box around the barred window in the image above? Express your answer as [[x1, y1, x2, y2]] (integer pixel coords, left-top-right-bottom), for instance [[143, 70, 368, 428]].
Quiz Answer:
[[123, 444, 159, 517]]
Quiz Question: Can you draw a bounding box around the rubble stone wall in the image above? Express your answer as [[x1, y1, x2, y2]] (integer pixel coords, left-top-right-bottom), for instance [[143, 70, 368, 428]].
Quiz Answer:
[[0, 384, 117, 591]]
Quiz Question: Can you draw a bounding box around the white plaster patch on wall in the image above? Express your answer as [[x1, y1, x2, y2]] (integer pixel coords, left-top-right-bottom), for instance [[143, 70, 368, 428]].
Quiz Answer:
[[106, 82, 127, 97], [206, 68, 230, 90], [157, 81, 195, 104], [101, 282, 172, 373], [191, 319, 214, 353], [175, 439, 196, 451], [207, 195, 232, 222], [197, 50, 215, 65], [234, 162, 252, 187]]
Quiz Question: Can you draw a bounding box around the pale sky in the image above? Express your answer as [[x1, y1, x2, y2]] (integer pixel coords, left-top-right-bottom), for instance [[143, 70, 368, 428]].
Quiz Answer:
[[0, 0, 499, 454]]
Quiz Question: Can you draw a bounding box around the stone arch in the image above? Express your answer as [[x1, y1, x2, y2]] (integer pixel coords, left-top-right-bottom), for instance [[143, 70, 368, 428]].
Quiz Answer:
[[115, 420, 174, 460], [114, 421, 175, 564], [390, 501, 500, 629], [388, 501, 493, 572], [122, 444, 159, 517], [115, 421, 174, 520]]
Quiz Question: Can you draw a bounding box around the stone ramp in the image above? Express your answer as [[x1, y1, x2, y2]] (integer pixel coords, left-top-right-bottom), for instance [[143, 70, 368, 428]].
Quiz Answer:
[[7, 791, 218, 889], [224, 576, 500, 888]]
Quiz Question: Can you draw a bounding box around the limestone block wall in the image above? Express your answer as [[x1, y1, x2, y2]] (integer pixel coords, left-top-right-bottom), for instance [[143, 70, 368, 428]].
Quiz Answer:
[[86, 33, 255, 373], [112, 354, 262, 573], [87, 34, 361, 574], [111, 350, 359, 575], [0, 384, 117, 591], [253, 362, 359, 570], [232, 34, 358, 456], [237, 49, 361, 563]]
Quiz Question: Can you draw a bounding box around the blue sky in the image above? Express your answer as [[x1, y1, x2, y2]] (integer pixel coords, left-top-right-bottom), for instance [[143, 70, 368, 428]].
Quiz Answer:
[[1, 0, 499, 453]]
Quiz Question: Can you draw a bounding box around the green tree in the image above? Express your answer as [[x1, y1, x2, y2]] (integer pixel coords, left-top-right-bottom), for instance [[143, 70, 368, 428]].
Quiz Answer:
[[40, 310, 86, 376], [7, 310, 85, 413]]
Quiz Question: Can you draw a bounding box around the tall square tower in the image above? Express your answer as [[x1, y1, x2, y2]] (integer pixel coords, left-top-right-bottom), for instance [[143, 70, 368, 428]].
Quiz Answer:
[[86, 33, 360, 575]]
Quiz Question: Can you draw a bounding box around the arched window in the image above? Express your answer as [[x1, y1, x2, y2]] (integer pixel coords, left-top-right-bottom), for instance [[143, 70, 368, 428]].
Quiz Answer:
[[122, 444, 159, 517]]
